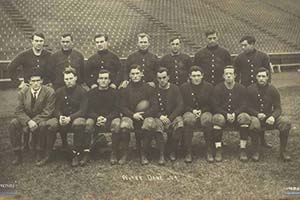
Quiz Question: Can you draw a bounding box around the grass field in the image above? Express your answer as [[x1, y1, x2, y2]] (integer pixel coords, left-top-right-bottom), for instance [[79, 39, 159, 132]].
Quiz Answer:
[[0, 72, 300, 200]]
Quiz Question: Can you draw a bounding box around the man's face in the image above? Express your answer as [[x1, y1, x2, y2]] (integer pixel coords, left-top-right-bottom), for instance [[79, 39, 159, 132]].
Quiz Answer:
[[95, 36, 108, 51], [240, 40, 254, 53], [190, 71, 203, 85], [31, 35, 44, 51], [64, 73, 77, 88], [256, 71, 269, 86], [137, 37, 150, 51], [170, 39, 181, 54], [129, 68, 143, 83], [206, 33, 218, 48], [157, 71, 169, 88], [223, 68, 236, 84], [97, 73, 111, 89], [61, 36, 73, 51], [29, 76, 42, 91]]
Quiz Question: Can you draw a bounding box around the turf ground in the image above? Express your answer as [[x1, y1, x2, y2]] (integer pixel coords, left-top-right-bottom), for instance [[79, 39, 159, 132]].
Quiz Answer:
[[0, 72, 300, 200]]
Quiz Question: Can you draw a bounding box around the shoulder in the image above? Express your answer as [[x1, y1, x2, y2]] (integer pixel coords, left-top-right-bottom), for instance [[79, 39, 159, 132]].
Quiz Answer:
[[218, 46, 230, 53], [180, 82, 190, 90], [72, 49, 84, 57], [203, 81, 214, 89]]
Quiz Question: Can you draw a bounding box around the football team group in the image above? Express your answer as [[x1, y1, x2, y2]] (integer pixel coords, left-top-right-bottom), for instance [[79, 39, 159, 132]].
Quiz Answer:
[[6, 30, 292, 167]]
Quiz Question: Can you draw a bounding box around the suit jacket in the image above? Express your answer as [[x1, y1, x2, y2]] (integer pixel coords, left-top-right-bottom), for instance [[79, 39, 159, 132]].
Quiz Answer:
[[15, 85, 56, 126]]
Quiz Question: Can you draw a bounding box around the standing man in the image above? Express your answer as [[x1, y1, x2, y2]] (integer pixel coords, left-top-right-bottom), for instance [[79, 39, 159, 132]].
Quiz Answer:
[[160, 37, 192, 86], [122, 33, 159, 87], [50, 33, 85, 90], [85, 70, 124, 165], [85, 33, 122, 89], [180, 66, 214, 163], [234, 35, 272, 147], [120, 64, 158, 165], [212, 66, 251, 162], [154, 67, 184, 164], [247, 68, 291, 161], [194, 30, 231, 85], [53, 68, 88, 167], [8, 69, 56, 165], [8, 32, 52, 88]]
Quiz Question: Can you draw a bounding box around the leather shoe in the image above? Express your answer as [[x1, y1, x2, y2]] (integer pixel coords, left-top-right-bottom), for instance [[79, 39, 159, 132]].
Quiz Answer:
[[169, 152, 176, 161], [280, 151, 291, 162], [141, 154, 149, 165], [184, 153, 192, 163], [110, 153, 118, 165], [239, 149, 248, 162], [215, 148, 222, 162], [71, 156, 79, 167], [251, 151, 260, 162]]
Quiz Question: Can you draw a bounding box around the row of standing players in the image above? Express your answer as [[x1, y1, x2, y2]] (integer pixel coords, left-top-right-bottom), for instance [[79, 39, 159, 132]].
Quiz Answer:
[[7, 30, 291, 167]]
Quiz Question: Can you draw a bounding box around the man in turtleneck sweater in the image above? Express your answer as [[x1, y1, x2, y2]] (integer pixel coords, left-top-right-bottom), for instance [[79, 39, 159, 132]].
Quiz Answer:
[[212, 65, 251, 162], [85, 69, 122, 165], [52, 68, 88, 167], [247, 67, 291, 161], [153, 67, 184, 165], [234, 35, 272, 148], [85, 33, 122, 89], [160, 37, 192, 86], [120, 64, 158, 165], [180, 66, 214, 163], [121, 33, 159, 88], [8, 32, 52, 89], [49, 33, 85, 90], [194, 29, 231, 86]]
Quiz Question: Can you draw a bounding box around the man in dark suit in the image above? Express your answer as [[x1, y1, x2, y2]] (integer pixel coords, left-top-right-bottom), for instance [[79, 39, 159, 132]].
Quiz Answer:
[[8, 69, 56, 165]]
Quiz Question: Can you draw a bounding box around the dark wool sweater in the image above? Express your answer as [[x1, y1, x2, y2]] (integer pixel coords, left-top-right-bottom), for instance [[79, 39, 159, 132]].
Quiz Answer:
[[54, 85, 87, 120], [8, 48, 52, 85], [194, 45, 231, 85], [50, 49, 85, 89], [180, 81, 214, 113], [85, 50, 122, 87], [87, 87, 119, 121], [160, 53, 192, 85], [120, 81, 158, 118], [212, 82, 247, 115], [125, 50, 159, 82], [234, 49, 271, 87], [247, 83, 281, 118], [155, 83, 183, 121]]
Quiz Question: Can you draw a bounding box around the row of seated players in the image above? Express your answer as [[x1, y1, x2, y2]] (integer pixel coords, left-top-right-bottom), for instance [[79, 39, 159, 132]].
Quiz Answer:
[[8, 64, 291, 167]]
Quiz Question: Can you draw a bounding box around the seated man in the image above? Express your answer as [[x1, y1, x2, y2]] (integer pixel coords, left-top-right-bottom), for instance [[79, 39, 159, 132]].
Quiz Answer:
[[85, 70, 123, 165], [52, 68, 88, 167], [180, 66, 214, 163], [8, 69, 56, 165], [154, 67, 184, 164], [247, 67, 291, 161], [212, 65, 251, 162], [120, 64, 158, 165]]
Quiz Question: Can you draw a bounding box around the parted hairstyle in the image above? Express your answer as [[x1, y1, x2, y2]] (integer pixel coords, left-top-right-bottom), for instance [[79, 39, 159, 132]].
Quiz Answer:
[[31, 32, 45, 40], [94, 33, 109, 41], [256, 67, 270, 76], [239, 35, 256, 45], [63, 67, 77, 76], [189, 65, 204, 74]]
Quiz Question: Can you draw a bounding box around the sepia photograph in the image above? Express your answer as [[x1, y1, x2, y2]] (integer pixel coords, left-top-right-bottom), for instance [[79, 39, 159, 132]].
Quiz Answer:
[[0, 0, 300, 199]]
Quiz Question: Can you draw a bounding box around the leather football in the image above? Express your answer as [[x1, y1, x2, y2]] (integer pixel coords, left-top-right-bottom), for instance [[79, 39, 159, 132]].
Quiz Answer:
[[135, 100, 150, 112]]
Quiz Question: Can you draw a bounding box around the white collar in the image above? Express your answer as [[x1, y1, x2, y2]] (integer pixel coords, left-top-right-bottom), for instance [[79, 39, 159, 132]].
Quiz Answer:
[[31, 87, 42, 98]]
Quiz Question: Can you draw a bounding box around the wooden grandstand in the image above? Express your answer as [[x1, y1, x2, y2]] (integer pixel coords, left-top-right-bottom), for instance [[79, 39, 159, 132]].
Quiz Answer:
[[0, 0, 299, 82]]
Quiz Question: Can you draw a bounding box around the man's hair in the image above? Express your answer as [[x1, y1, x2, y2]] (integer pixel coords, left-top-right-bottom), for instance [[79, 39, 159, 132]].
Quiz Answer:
[[256, 67, 270, 76], [63, 67, 77, 76], [31, 32, 45, 40], [239, 35, 256, 45], [137, 33, 150, 40], [61, 33, 73, 41], [205, 29, 217, 37], [94, 33, 108, 41], [169, 37, 181, 44], [29, 68, 43, 79], [98, 69, 111, 78], [189, 65, 204, 74], [157, 67, 169, 75], [129, 64, 143, 73], [224, 65, 236, 73]]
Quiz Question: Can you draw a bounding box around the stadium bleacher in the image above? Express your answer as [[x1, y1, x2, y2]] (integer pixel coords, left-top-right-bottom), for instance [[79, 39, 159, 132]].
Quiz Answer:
[[0, 0, 299, 78]]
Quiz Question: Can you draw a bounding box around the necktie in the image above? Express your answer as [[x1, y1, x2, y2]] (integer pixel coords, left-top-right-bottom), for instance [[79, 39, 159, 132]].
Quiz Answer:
[[31, 91, 37, 109]]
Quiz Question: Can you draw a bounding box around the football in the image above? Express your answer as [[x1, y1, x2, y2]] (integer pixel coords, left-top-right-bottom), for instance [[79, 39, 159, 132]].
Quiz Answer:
[[135, 100, 150, 112]]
